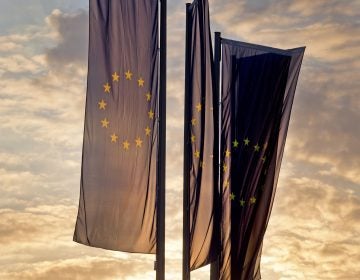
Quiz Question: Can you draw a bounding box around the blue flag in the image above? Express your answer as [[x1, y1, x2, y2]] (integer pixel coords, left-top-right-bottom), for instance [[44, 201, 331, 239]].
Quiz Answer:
[[185, 0, 218, 270], [220, 40, 305, 279], [74, 0, 159, 253]]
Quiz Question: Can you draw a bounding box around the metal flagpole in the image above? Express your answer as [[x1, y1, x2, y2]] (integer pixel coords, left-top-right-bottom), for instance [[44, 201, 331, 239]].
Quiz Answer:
[[156, 0, 166, 279], [183, 3, 192, 280], [210, 31, 222, 280]]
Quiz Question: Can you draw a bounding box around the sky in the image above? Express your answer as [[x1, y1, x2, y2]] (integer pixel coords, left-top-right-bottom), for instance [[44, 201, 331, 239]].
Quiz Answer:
[[0, 0, 359, 279]]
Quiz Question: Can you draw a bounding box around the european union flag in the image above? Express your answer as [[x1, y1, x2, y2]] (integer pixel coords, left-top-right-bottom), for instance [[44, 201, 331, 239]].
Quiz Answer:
[[219, 40, 305, 279], [184, 0, 218, 272], [74, 0, 159, 253]]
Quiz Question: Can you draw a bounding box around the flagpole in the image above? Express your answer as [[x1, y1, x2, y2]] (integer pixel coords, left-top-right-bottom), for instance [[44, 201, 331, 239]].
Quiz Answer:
[[156, 0, 166, 279], [183, 3, 192, 280], [210, 31, 222, 280]]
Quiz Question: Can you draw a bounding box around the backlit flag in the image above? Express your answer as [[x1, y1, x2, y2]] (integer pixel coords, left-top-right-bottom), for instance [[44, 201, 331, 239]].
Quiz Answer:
[[219, 40, 305, 279], [184, 0, 218, 271], [74, 0, 159, 253]]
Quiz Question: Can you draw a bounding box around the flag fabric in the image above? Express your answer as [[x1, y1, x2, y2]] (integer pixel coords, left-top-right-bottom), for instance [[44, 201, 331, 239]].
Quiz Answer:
[[185, 0, 218, 270], [74, 0, 159, 253], [219, 39, 305, 279]]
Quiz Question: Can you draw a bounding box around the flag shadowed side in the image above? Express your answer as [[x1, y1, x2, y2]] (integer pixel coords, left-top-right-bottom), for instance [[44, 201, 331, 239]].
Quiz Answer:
[[184, 0, 218, 273], [219, 39, 305, 279], [74, 0, 159, 254]]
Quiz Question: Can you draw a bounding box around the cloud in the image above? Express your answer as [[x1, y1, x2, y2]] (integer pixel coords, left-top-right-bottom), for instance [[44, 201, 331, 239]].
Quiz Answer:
[[263, 176, 360, 279], [285, 62, 360, 185], [0, 203, 156, 279], [0, 8, 87, 229], [46, 9, 89, 68], [3, 54, 46, 74], [0, 256, 156, 280], [0, 205, 75, 245], [211, 0, 360, 63]]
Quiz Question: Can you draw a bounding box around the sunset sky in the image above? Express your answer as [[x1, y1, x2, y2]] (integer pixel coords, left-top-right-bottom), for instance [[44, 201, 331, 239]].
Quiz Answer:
[[0, 0, 359, 279]]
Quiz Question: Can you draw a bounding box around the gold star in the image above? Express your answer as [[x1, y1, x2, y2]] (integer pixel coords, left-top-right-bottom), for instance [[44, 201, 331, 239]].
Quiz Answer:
[[230, 193, 236, 201], [223, 164, 228, 173], [261, 156, 266, 163], [112, 72, 120, 82], [225, 149, 231, 158], [145, 126, 151, 136], [239, 199, 245, 207], [101, 118, 109, 128], [254, 144, 260, 152], [146, 92, 152, 101], [200, 161, 205, 168], [135, 137, 143, 148], [103, 82, 111, 93], [123, 140, 130, 150], [125, 70, 133, 80], [194, 150, 200, 158], [138, 77, 145, 87], [250, 196, 256, 204], [110, 133, 118, 143], [98, 99, 107, 110], [244, 138, 250, 146], [191, 118, 197, 126], [233, 139, 239, 148], [196, 103, 202, 112], [191, 135, 196, 143], [148, 110, 154, 120], [224, 180, 230, 188]]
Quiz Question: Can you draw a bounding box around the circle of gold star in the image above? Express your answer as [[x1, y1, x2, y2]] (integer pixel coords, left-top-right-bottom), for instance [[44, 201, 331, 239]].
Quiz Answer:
[[146, 92, 152, 101], [250, 196, 256, 204], [103, 82, 111, 93], [148, 110, 154, 120], [196, 103, 202, 112], [225, 149, 231, 158], [233, 139, 239, 148], [138, 77, 145, 87], [194, 150, 200, 158], [99, 72, 154, 155], [125, 70, 133, 80], [98, 99, 107, 110], [123, 140, 130, 150], [112, 72, 120, 82], [223, 164, 228, 173], [101, 118, 109, 128], [135, 137, 143, 148], [110, 133, 118, 143]]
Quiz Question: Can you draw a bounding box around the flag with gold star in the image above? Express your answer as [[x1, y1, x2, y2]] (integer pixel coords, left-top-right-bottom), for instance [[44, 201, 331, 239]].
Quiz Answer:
[[184, 0, 219, 271], [219, 39, 305, 279], [73, 0, 159, 253]]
